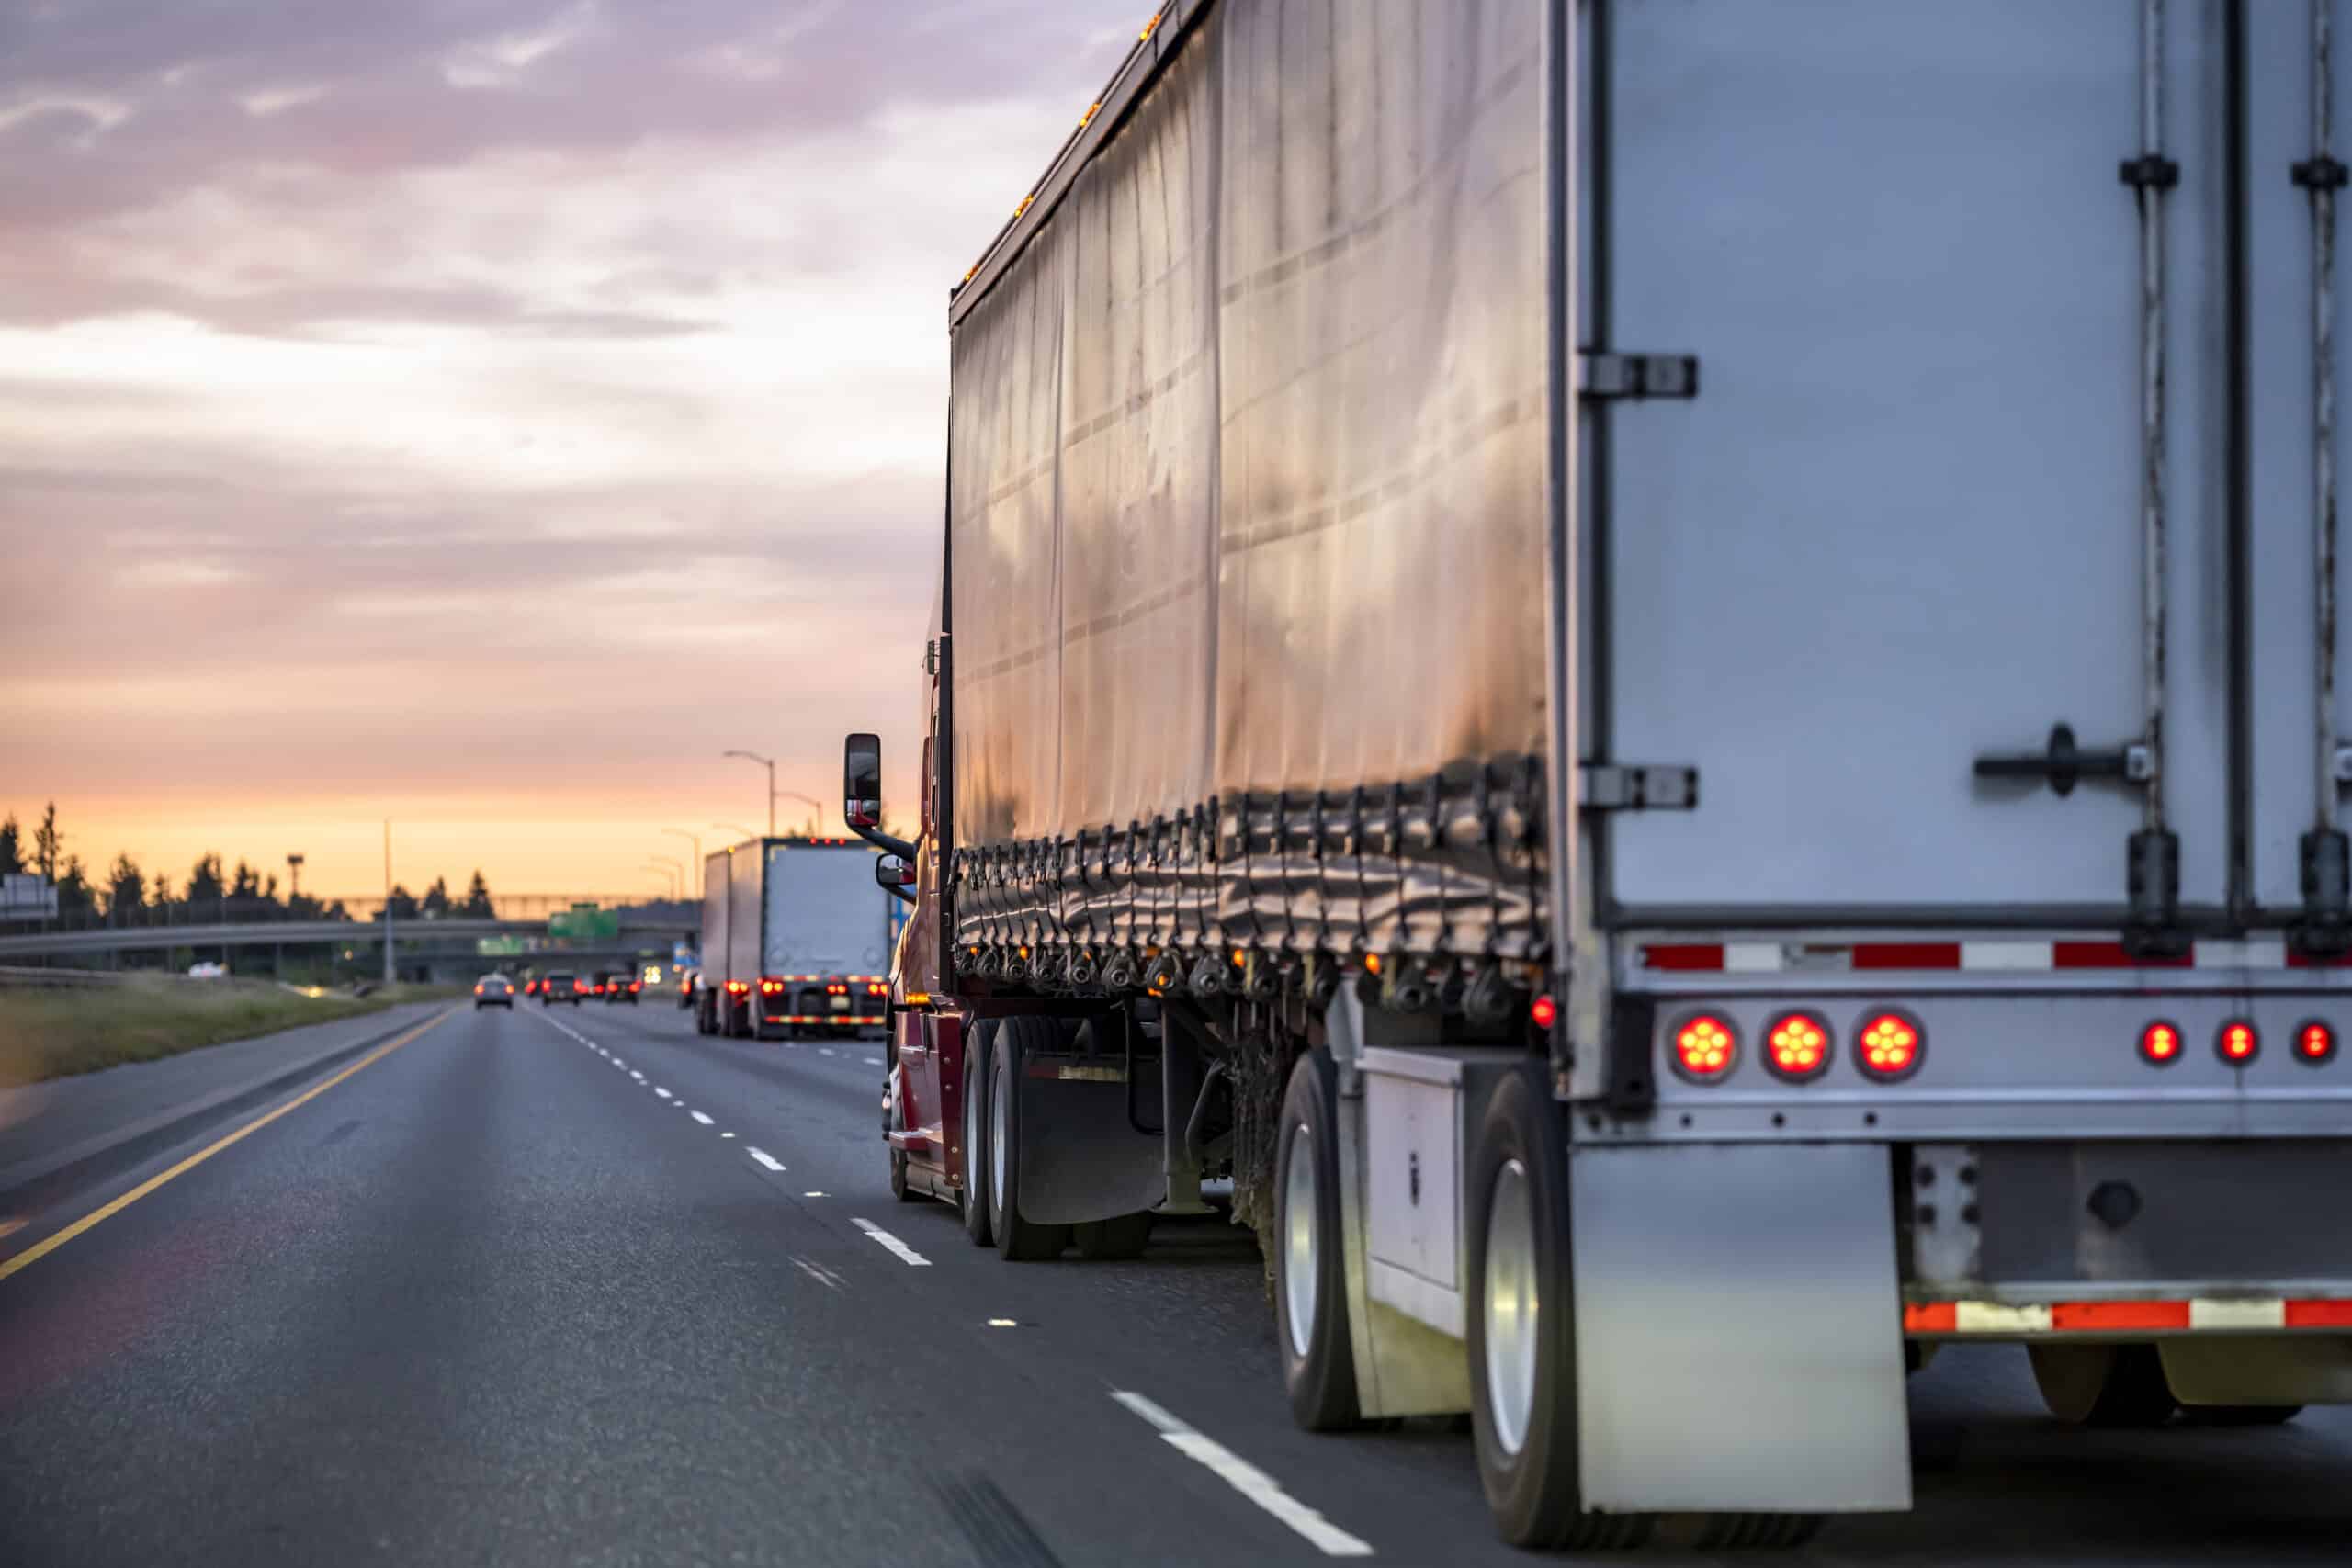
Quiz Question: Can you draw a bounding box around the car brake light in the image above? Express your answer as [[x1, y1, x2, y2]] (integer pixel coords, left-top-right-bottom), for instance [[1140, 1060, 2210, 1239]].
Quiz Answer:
[[1530, 993, 1557, 1031], [2218, 1019, 2259, 1064], [1668, 1013, 1736, 1082], [1857, 1010, 1924, 1079], [2297, 1020, 2336, 1064], [1764, 1011, 1832, 1081], [2139, 1020, 2183, 1066]]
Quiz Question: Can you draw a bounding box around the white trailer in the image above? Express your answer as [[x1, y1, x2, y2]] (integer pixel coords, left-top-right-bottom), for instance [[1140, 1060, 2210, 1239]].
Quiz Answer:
[[897, 0, 2352, 1549], [727, 837, 891, 1040]]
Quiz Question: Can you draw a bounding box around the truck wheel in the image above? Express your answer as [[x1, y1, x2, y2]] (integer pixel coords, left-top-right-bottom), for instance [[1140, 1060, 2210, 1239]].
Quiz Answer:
[[1074, 1213, 1154, 1260], [2030, 1344, 2177, 1427], [1275, 1049, 1358, 1431], [989, 1015, 1070, 1260], [1467, 1065, 1650, 1551], [962, 1021, 996, 1247]]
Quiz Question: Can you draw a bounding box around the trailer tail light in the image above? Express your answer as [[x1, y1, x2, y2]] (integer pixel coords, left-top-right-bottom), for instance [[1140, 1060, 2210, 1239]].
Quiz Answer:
[[2217, 1019, 2259, 1065], [1668, 1013, 1736, 1082], [1856, 1010, 1924, 1081], [761, 978, 784, 995], [2139, 1020, 2183, 1066], [1764, 1011, 1832, 1081], [1530, 993, 1558, 1031], [2297, 1021, 2337, 1064], [726, 979, 750, 996], [867, 982, 887, 996]]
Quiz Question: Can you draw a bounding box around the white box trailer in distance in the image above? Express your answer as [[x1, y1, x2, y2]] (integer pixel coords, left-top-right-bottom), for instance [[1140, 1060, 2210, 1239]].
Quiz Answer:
[[858, 0, 2352, 1549], [702, 837, 891, 1040]]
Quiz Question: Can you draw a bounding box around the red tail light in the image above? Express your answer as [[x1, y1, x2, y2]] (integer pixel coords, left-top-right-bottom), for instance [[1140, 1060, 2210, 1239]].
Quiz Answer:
[[2297, 1020, 2336, 1064], [2139, 1020, 2183, 1066], [727, 979, 750, 995], [761, 978, 783, 995], [1530, 993, 1558, 1031], [2217, 1019, 2259, 1065], [1856, 1010, 1925, 1080], [867, 982, 887, 996], [1764, 1011, 1832, 1082], [1668, 1013, 1736, 1082]]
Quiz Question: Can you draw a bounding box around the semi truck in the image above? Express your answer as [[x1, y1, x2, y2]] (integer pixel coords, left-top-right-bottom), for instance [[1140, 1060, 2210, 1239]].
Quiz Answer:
[[843, 0, 2352, 1550], [695, 836, 891, 1040]]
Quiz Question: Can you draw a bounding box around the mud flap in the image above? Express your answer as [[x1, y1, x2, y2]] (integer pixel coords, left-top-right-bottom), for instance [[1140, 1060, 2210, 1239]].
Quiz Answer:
[[1013, 1061, 1168, 1226], [1568, 1142, 1913, 1514]]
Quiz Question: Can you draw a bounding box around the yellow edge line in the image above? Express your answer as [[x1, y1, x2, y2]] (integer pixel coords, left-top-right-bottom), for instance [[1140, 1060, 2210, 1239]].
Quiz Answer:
[[0, 1007, 455, 1285]]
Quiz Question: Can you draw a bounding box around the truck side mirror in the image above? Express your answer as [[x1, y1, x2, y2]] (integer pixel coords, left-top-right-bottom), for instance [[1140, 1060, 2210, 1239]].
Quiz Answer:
[[844, 732, 883, 828], [874, 852, 916, 890]]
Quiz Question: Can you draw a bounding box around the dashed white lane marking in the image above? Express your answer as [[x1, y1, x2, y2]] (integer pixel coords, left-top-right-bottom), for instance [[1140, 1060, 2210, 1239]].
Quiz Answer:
[[1110, 1392, 1374, 1557], [745, 1146, 786, 1172], [630, 1071, 646, 1082], [654, 1087, 673, 1099], [690, 1111, 715, 1126], [721, 1132, 737, 1139], [818, 1047, 835, 1056], [851, 1217, 932, 1268], [864, 1056, 884, 1066], [793, 1257, 848, 1292]]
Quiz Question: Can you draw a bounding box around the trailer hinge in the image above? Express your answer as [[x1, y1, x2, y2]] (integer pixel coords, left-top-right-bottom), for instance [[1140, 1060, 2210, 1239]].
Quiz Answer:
[[1577, 352, 1698, 400], [1580, 763, 1698, 812]]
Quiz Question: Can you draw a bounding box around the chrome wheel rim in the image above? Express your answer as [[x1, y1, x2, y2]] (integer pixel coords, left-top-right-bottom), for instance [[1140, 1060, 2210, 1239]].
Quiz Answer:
[[991, 1044, 1011, 1221], [1484, 1157, 1538, 1457], [1282, 1119, 1318, 1360]]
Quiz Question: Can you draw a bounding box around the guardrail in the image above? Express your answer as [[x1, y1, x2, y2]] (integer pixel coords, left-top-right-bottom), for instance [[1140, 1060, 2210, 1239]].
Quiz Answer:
[[0, 964, 144, 989]]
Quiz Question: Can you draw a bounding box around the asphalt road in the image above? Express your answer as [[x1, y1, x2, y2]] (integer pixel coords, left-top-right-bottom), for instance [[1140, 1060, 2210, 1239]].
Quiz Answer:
[[2, 1000, 2347, 1566]]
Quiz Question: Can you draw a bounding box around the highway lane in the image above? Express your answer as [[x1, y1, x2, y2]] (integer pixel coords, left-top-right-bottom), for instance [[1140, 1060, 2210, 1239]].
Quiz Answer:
[[0, 998, 2347, 1564]]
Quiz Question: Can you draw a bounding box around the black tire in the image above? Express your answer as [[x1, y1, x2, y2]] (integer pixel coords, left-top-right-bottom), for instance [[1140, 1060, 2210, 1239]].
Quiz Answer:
[[962, 1021, 996, 1247], [889, 1147, 913, 1201], [1274, 1050, 1359, 1432], [1074, 1212, 1154, 1260], [2030, 1344, 2178, 1427], [989, 1015, 1071, 1261], [1467, 1064, 1652, 1551]]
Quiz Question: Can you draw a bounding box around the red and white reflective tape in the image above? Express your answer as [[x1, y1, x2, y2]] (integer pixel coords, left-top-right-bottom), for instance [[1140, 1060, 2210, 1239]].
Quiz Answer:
[[763, 1014, 886, 1026], [1905, 1298, 2352, 1335], [1643, 938, 2349, 975]]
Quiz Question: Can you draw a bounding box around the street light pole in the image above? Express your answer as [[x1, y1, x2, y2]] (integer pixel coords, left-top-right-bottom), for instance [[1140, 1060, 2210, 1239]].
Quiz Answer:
[[711, 822, 757, 840], [662, 829, 701, 899], [641, 862, 681, 899], [774, 790, 824, 834], [723, 750, 776, 836], [649, 855, 684, 902], [382, 821, 394, 987]]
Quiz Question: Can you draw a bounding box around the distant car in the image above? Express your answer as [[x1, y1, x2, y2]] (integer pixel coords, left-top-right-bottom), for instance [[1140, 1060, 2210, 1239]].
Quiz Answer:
[[523, 977, 541, 997], [542, 970, 583, 1006], [604, 974, 641, 1005], [474, 976, 514, 1010], [187, 961, 227, 979]]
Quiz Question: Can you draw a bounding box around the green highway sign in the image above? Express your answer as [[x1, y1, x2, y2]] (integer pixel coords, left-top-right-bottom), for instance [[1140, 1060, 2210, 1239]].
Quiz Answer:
[[549, 904, 618, 942], [476, 935, 526, 956]]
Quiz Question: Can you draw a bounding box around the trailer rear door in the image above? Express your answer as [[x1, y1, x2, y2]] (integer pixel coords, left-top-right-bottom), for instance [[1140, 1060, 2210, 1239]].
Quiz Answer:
[[1593, 2, 2241, 922]]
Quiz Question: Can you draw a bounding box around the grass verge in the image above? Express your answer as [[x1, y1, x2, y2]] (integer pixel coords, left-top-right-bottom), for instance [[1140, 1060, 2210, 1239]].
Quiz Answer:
[[0, 977, 456, 1087]]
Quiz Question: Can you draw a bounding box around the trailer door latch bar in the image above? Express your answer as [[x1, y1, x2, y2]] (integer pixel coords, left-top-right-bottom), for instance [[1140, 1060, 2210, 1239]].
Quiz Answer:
[[1581, 764, 1698, 812], [1973, 722, 2151, 798], [1577, 352, 1699, 400]]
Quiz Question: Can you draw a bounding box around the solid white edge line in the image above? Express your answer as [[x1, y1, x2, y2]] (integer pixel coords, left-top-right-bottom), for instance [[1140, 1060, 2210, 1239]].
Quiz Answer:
[[690, 1111, 715, 1125], [745, 1146, 786, 1172], [1110, 1392, 1372, 1557], [850, 1217, 933, 1267]]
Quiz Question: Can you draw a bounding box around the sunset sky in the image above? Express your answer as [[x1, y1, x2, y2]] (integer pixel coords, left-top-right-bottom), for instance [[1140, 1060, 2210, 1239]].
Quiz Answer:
[[1, 0, 1132, 898]]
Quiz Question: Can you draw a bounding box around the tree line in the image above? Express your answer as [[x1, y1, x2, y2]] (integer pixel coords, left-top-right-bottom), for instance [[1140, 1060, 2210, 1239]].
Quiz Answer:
[[1, 803, 496, 926]]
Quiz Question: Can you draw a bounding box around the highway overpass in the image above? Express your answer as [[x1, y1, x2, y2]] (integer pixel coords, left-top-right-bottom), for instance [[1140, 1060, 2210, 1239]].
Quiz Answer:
[[0, 916, 694, 964]]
